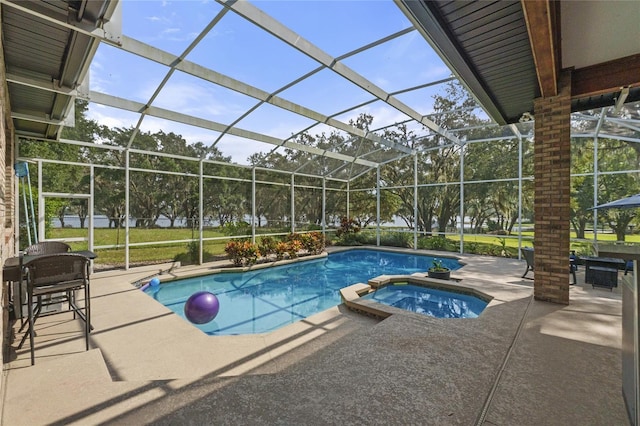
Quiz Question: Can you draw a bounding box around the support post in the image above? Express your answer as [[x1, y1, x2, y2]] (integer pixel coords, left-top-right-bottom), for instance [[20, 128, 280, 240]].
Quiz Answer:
[[413, 153, 418, 250], [252, 167, 256, 243], [199, 160, 204, 265], [89, 164, 94, 252], [376, 166, 380, 246], [125, 150, 130, 270], [322, 176, 326, 237], [459, 144, 464, 254], [37, 161, 43, 242], [346, 181, 350, 219], [593, 136, 599, 244], [291, 174, 295, 234], [533, 71, 572, 304], [517, 135, 523, 254]]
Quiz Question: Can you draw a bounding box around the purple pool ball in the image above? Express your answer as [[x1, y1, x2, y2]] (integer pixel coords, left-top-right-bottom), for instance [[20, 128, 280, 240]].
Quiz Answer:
[[184, 291, 220, 324]]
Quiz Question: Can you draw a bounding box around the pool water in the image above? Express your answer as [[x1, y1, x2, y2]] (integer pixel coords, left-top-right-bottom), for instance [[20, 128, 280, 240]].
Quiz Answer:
[[360, 283, 487, 318], [144, 249, 461, 335]]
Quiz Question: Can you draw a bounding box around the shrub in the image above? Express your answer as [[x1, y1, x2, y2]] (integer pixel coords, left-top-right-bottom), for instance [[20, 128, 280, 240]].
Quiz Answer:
[[380, 231, 411, 248], [464, 241, 479, 254], [225, 240, 260, 266], [221, 221, 251, 236], [355, 230, 376, 245], [299, 231, 325, 254], [174, 241, 217, 265], [486, 219, 501, 233], [187, 241, 200, 263], [287, 239, 302, 259], [258, 236, 278, 257], [275, 241, 289, 260], [286, 232, 301, 242], [336, 232, 363, 246], [418, 235, 454, 251], [272, 238, 306, 260], [336, 217, 360, 237]]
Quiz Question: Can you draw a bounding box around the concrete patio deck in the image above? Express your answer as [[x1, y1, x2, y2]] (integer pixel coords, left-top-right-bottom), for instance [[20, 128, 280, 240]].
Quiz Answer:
[[0, 248, 629, 425]]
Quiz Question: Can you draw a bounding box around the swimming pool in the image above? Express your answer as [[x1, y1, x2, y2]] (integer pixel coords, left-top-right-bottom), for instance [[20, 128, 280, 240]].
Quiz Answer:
[[144, 249, 461, 335], [359, 283, 487, 318]]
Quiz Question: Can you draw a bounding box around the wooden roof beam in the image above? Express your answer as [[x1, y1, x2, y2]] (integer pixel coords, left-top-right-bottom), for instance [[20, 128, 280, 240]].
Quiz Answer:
[[571, 54, 640, 98], [521, 0, 560, 98]]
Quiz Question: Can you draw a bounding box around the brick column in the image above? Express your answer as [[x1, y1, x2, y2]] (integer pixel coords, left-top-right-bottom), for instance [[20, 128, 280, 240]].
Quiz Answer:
[[533, 71, 572, 305], [0, 15, 16, 373]]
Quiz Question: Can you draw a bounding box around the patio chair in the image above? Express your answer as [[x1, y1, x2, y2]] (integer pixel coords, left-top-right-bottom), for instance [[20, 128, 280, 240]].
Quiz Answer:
[[20, 253, 91, 365], [521, 247, 535, 278], [13, 241, 72, 326], [521, 247, 577, 285], [23, 241, 71, 255]]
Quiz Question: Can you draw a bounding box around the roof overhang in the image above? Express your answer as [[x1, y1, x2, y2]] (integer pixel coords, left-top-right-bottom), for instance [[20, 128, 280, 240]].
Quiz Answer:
[[397, 0, 640, 124], [0, 0, 118, 140]]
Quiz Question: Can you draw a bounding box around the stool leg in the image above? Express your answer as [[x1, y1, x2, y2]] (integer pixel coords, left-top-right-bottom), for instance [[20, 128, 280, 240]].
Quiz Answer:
[[28, 292, 35, 365]]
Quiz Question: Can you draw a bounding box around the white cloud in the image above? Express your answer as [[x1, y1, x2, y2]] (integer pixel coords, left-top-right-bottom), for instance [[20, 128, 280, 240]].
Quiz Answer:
[[151, 81, 245, 120], [88, 105, 134, 129]]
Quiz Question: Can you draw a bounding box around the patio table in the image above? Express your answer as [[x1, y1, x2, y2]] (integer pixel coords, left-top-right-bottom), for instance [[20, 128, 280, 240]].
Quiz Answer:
[[3, 250, 97, 323]]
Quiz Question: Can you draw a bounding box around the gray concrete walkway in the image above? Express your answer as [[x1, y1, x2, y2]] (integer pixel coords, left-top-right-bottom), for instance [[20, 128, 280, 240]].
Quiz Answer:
[[0, 249, 629, 425]]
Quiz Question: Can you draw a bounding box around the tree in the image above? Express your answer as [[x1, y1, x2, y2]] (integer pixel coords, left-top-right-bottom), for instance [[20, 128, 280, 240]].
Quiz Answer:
[[568, 138, 595, 238], [597, 139, 640, 241], [18, 100, 98, 231]]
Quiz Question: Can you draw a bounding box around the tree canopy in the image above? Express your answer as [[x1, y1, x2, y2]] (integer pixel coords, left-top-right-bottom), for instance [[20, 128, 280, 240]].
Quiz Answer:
[[17, 84, 640, 242]]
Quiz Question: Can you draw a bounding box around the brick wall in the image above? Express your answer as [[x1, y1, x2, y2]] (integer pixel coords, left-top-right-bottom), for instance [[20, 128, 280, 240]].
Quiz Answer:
[[0, 15, 16, 374], [533, 71, 572, 304]]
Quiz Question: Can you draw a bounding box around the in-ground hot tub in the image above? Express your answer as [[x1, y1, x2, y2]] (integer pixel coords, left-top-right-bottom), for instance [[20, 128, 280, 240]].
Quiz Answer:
[[340, 275, 492, 319]]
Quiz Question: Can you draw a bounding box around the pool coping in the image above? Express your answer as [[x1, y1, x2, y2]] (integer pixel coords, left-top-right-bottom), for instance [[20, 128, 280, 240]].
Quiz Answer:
[[146, 246, 465, 288], [340, 273, 493, 319], [148, 252, 329, 285]]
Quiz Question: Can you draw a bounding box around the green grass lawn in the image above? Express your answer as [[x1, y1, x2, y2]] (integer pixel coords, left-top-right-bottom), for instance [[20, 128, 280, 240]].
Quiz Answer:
[[449, 231, 640, 246], [48, 227, 232, 265], [45, 226, 640, 267], [448, 231, 640, 257]]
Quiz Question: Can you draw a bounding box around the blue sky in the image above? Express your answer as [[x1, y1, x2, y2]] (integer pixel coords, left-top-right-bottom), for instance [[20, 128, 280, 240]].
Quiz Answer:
[[88, 1, 455, 164]]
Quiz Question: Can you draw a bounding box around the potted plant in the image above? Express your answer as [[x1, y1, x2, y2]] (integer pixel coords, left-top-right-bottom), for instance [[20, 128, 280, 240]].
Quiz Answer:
[[428, 258, 451, 280]]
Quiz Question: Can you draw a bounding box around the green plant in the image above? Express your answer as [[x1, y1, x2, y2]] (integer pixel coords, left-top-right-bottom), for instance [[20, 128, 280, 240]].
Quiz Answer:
[[275, 241, 288, 260], [429, 258, 449, 272], [286, 239, 302, 259], [221, 221, 251, 236], [336, 217, 360, 237], [496, 237, 510, 257], [380, 231, 411, 248], [486, 219, 501, 233], [187, 241, 200, 263], [174, 241, 219, 265], [224, 240, 260, 266], [258, 236, 278, 257], [418, 235, 455, 251], [299, 231, 325, 254], [336, 232, 363, 246], [465, 241, 479, 253]]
